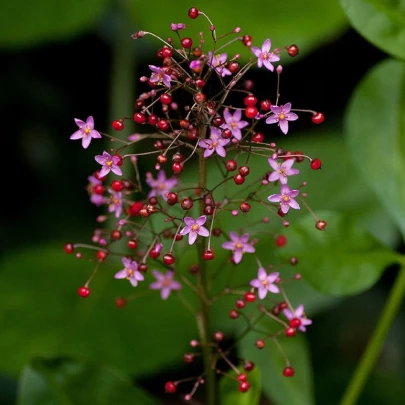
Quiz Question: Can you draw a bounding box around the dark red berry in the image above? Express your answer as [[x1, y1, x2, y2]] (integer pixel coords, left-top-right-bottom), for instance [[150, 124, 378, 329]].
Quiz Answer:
[[252, 132, 264, 143], [229, 309, 239, 319], [195, 79, 205, 88], [278, 301, 288, 310], [77, 286, 90, 298], [127, 239, 138, 249], [275, 235, 287, 247], [242, 35, 252, 47], [164, 381, 177, 393], [181, 37, 193, 48], [96, 251, 108, 262], [113, 154, 123, 166], [245, 106, 258, 119], [110, 230, 122, 240], [235, 299, 246, 309], [163, 253, 175, 265], [243, 360, 255, 372], [222, 128, 232, 139], [260, 99, 272, 111], [162, 47, 173, 58], [240, 202, 251, 213], [64, 243, 74, 254], [212, 116, 224, 127], [160, 93, 172, 104], [316, 220, 327, 230], [237, 373, 247, 382], [238, 165, 250, 177], [194, 92, 205, 103], [228, 61, 240, 73], [111, 180, 124, 192], [183, 353, 194, 363], [115, 297, 126, 308], [255, 339, 265, 349], [93, 184, 105, 195], [243, 79, 254, 91], [148, 114, 158, 126], [139, 263, 148, 272], [287, 44, 299, 57], [157, 119, 169, 131], [188, 7, 199, 19], [289, 318, 301, 328], [112, 119, 124, 131], [244, 292, 256, 302], [213, 331, 224, 342], [166, 192, 178, 205], [181, 197, 193, 210], [283, 366, 295, 377], [172, 162, 183, 174], [129, 202, 143, 216], [133, 112, 146, 124], [233, 174, 245, 185], [203, 250, 215, 260], [239, 381, 251, 392], [285, 327, 296, 337], [244, 94, 257, 106], [310, 158, 322, 170], [312, 112, 325, 124]]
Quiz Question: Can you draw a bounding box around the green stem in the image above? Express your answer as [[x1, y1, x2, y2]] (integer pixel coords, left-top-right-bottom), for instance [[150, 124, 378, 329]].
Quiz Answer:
[[339, 264, 405, 405], [196, 146, 216, 405]]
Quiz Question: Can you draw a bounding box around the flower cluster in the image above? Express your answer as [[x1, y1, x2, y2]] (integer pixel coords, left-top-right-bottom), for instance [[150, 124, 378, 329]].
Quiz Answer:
[[65, 6, 325, 402]]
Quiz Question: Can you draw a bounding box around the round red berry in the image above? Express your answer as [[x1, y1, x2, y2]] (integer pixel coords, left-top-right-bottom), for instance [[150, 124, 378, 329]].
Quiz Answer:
[[316, 220, 327, 230], [255, 339, 265, 349], [312, 112, 324, 124], [243, 360, 255, 372], [289, 318, 301, 328], [188, 7, 199, 19], [110, 230, 122, 240], [148, 114, 158, 126], [113, 154, 123, 166], [166, 192, 178, 205], [203, 250, 215, 260], [213, 331, 224, 342], [239, 381, 251, 393], [244, 292, 256, 302], [237, 373, 247, 382], [242, 35, 252, 47], [285, 327, 296, 337], [181, 37, 193, 48], [244, 94, 257, 106], [233, 174, 245, 185], [260, 99, 272, 111], [115, 297, 126, 308], [238, 165, 250, 177], [183, 353, 194, 363], [133, 112, 146, 124], [225, 159, 237, 171], [275, 235, 287, 247], [139, 263, 148, 272], [283, 366, 295, 377], [222, 128, 232, 139], [77, 286, 90, 298], [160, 93, 172, 104], [252, 132, 264, 143], [127, 239, 138, 249], [164, 381, 177, 393], [235, 299, 246, 309], [310, 158, 322, 170], [172, 162, 183, 174], [287, 44, 299, 57], [228, 61, 240, 73], [111, 180, 124, 192], [240, 202, 251, 213], [157, 119, 169, 131], [163, 253, 175, 265], [93, 184, 105, 195], [245, 106, 258, 119], [64, 243, 74, 254], [112, 119, 124, 131], [96, 251, 108, 262], [229, 309, 239, 319], [181, 197, 193, 210]]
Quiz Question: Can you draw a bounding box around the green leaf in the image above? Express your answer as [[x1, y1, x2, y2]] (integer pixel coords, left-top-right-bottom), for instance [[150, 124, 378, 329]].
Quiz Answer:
[[345, 58, 405, 238], [273, 211, 401, 296], [17, 357, 162, 405], [219, 366, 261, 405], [0, 0, 110, 48], [0, 245, 196, 377], [129, 0, 348, 62], [340, 0, 405, 60], [238, 321, 314, 405]]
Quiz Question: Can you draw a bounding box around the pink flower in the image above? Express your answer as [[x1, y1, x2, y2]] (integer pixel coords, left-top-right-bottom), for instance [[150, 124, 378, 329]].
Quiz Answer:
[[149, 65, 171, 88], [145, 170, 178, 201], [220, 108, 249, 140], [107, 189, 123, 218], [268, 184, 300, 214], [94, 151, 123, 178], [251, 39, 280, 72], [268, 158, 299, 184], [114, 257, 144, 287], [250, 268, 280, 299], [150, 270, 182, 300], [207, 52, 232, 77], [265, 103, 298, 135], [179, 215, 210, 245], [222, 231, 255, 264], [70, 116, 101, 149], [283, 304, 312, 332], [200, 127, 230, 158]]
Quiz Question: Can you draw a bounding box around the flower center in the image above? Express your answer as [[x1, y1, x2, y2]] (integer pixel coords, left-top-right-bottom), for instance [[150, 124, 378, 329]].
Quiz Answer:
[[231, 122, 237, 129], [127, 269, 134, 277], [84, 126, 91, 135], [191, 224, 199, 232], [282, 195, 290, 202], [262, 280, 268, 286], [279, 113, 285, 120], [107, 160, 113, 167], [235, 242, 243, 249]]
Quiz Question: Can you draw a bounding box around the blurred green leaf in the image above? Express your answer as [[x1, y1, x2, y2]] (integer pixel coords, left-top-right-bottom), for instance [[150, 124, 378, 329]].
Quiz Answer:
[[129, 0, 348, 62], [273, 211, 401, 296], [238, 323, 314, 405], [340, 0, 405, 60], [0, 245, 196, 377], [219, 366, 261, 405], [17, 357, 162, 405], [345, 58, 405, 238], [0, 0, 110, 48]]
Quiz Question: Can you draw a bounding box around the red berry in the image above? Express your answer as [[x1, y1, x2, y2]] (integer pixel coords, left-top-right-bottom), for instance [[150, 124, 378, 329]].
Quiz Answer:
[[64, 243, 74, 254], [96, 251, 108, 262], [162, 47, 172, 58], [129, 202, 143, 216], [139, 263, 148, 272], [294, 151, 305, 162], [157, 119, 169, 131], [149, 249, 160, 259], [133, 112, 146, 124], [181, 37, 193, 49], [148, 114, 158, 126], [244, 292, 256, 302], [127, 239, 138, 249], [188, 7, 199, 19], [163, 253, 175, 265], [112, 119, 124, 131], [183, 353, 194, 363], [229, 309, 239, 319], [195, 79, 205, 88], [283, 366, 295, 377], [110, 230, 122, 240], [255, 339, 265, 349], [275, 235, 287, 247], [160, 93, 172, 104], [181, 197, 193, 210], [164, 381, 177, 393], [285, 327, 296, 337], [222, 128, 232, 139], [245, 106, 258, 119], [233, 174, 245, 185], [237, 373, 247, 382], [212, 116, 225, 127], [172, 162, 183, 174], [77, 286, 90, 298], [316, 220, 327, 230], [93, 184, 105, 195], [244, 94, 257, 106], [242, 35, 252, 47], [203, 250, 215, 260], [225, 159, 237, 171], [235, 299, 246, 309], [111, 180, 124, 192], [310, 158, 322, 170], [166, 192, 178, 205], [278, 301, 288, 310], [115, 297, 126, 308], [228, 61, 240, 73], [238, 165, 250, 177], [243, 79, 254, 91], [289, 318, 301, 328], [287, 44, 299, 57], [312, 112, 324, 124], [243, 360, 255, 372], [194, 92, 206, 103], [252, 132, 264, 143], [113, 154, 123, 166], [240, 202, 251, 213], [213, 331, 224, 342], [260, 99, 272, 111], [239, 381, 250, 393]]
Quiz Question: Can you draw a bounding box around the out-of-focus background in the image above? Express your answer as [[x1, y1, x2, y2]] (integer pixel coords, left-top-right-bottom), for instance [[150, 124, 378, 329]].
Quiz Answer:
[[1, 1, 405, 404]]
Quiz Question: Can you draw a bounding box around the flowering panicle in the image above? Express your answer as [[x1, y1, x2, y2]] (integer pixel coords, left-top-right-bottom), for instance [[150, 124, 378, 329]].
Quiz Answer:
[[65, 6, 326, 402]]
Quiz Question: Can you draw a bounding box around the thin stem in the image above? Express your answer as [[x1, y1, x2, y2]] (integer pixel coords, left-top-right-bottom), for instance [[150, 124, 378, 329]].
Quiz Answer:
[[339, 264, 405, 405], [195, 145, 217, 405]]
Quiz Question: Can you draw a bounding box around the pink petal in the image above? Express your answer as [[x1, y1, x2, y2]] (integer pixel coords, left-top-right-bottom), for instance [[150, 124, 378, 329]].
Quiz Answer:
[[263, 59, 275, 72], [265, 115, 279, 125], [74, 118, 86, 127], [161, 288, 171, 300], [222, 241, 234, 250], [82, 136, 92, 149], [149, 281, 161, 290], [86, 116, 95, 128], [70, 130, 84, 140], [188, 231, 197, 245], [258, 287, 268, 299], [262, 39, 271, 53], [280, 120, 289, 135], [268, 158, 280, 171], [251, 46, 261, 58], [243, 244, 255, 253], [258, 267, 267, 280], [282, 102, 292, 113], [250, 279, 261, 288], [289, 199, 300, 210], [268, 194, 281, 203], [233, 250, 243, 264], [114, 270, 128, 279], [198, 227, 209, 237], [268, 284, 280, 294], [129, 278, 139, 287], [184, 217, 195, 226], [223, 108, 232, 124], [286, 112, 298, 121], [180, 225, 191, 236], [196, 216, 207, 226], [111, 166, 123, 176]]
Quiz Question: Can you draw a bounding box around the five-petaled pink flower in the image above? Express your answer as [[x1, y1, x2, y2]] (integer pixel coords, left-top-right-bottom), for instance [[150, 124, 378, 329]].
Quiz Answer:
[[200, 127, 230, 158], [251, 39, 280, 72], [107, 189, 123, 218], [265, 103, 298, 135], [222, 231, 255, 264], [114, 257, 144, 287], [220, 108, 249, 140], [70, 116, 101, 149], [179, 215, 210, 245], [207, 51, 232, 77], [95, 151, 123, 178], [145, 170, 178, 201], [149, 65, 172, 88], [250, 268, 280, 299], [150, 270, 182, 300], [283, 304, 312, 332], [268, 184, 300, 214], [268, 158, 299, 184]]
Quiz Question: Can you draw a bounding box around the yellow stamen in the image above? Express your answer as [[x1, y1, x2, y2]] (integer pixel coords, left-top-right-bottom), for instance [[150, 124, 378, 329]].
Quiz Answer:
[[279, 113, 285, 120]]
